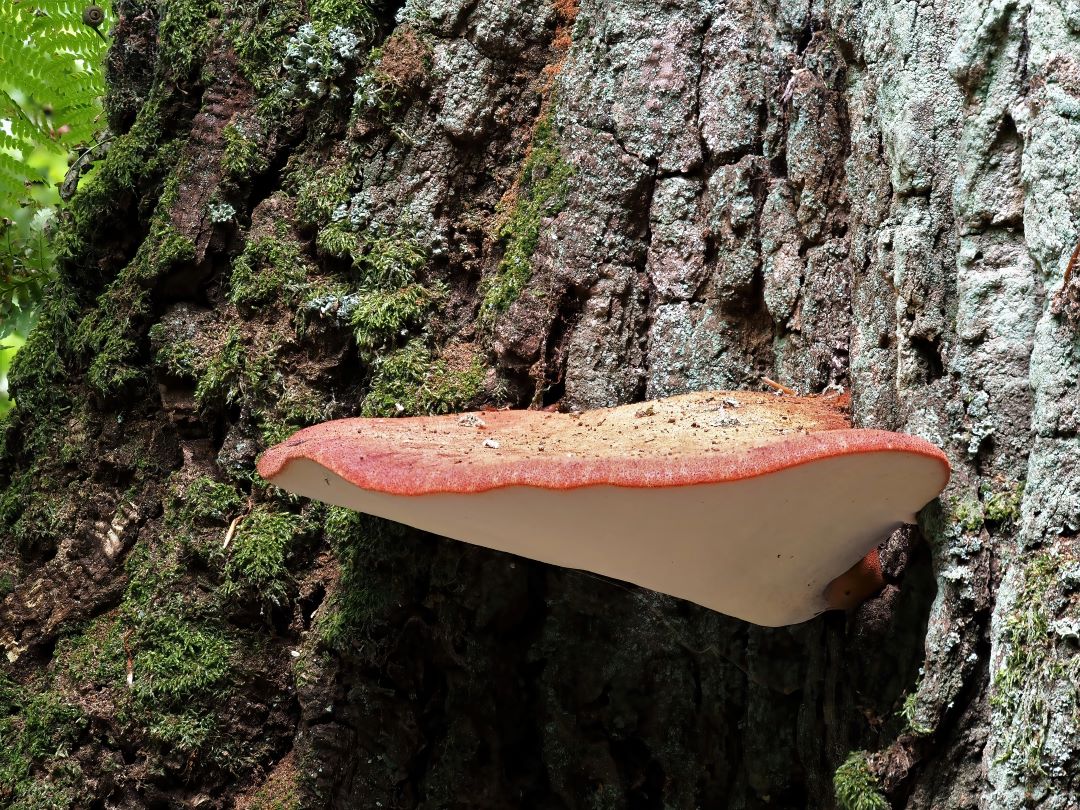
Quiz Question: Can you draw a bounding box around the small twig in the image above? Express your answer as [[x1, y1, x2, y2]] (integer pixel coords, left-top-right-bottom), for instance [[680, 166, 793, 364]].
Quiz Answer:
[[1063, 239, 1080, 289], [761, 377, 796, 395], [122, 629, 134, 689], [223, 497, 254, 549]]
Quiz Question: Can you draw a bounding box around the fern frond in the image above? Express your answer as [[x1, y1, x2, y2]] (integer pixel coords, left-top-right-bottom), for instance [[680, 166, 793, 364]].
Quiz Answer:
[[0, 0, 109, 339], [0, 0, 109, 213]]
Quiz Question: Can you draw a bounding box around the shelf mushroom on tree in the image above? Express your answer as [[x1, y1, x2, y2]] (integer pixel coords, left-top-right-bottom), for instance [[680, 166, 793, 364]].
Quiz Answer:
[[257, 391, 950, 627]]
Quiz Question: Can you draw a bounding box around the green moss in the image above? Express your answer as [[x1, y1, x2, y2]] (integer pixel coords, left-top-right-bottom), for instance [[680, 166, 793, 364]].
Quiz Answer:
[[222, 123, 269, 179], [254, 379, 335, 447], [990, 553, 1079, 779], [834, 752, 888, 810], [158, 0, 223, 79], [135, 226, 196, 282], [147, 709, 217, 755], [122, 529, 184, 609], [898, 688, 933, 737], [1, 477, 65, 557], [315, 222, 362, 259], [194, 327, 277, 409], [309, 0, 377, 32], [223, 506, 302, 603], [352, 283, 445, 361], [361, 339, 484, 417], [4, 284, 76, 421], [177, 477, 246, 525], [157, 475, 245, 563], [63, 94, 186, 264], [0, 677, 85, 807], [75, 283, 149, 397], [193, 327, 242, 406], [74, 216, 195, 397], [230, 226, 309, 309], [356, 231, 427, 286], [0, 470, 33, 537], [292, 162, 354, 229], [351, 33, 429, 130], [317, 508, 405, 651], [950, 495, 984, 533], [248, 779, 300, 810], [230, 0, 305, 91], [44, 471, 255, 775], [56, 613, 127, 688], [480, 113, 572, 325], [332, 230, 445, 361], [983, 481, 1024, 525], [107, 481, 235, 714], [131, 603, 232, 705], [149, 323, 203, 379]]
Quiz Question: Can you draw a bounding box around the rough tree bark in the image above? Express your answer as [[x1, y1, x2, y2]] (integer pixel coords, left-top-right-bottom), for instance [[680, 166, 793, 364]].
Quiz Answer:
[[1, 0, 1078, 808]]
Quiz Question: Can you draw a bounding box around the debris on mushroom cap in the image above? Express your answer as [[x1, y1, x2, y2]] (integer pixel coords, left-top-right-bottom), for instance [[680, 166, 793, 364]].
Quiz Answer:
[[257, 391, 950, 627]]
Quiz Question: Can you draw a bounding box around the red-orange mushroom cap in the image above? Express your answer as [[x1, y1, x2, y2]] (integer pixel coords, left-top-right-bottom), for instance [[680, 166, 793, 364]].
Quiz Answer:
[[257, 391, 950, 627]]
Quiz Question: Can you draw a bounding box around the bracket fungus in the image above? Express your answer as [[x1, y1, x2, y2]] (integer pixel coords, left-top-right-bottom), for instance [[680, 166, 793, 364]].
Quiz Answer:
[[258, 391, 949, 626]]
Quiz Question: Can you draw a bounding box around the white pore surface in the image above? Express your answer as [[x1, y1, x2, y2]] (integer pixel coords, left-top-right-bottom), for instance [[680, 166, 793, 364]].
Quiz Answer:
[[274, 451, 945, 626]]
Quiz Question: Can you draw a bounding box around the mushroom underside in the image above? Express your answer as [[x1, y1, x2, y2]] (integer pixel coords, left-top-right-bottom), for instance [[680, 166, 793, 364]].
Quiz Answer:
[[271, 450, 942, 627]]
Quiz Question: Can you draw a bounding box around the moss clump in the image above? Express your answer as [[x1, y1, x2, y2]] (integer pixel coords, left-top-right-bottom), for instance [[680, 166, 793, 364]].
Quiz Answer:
[[194, 327, 278, 410], [158, 0, 223, 79], [352, 283, 445, 361], [309, 0, 378, 33], [147, 709, 218, 756], [194, 328, 245, 407], [356, 231, 426, 286], [834, 752, 888, 810], [222, 122, 269, 179], [177, 476, 246, 525], [4, 283, 76, 427], [149, 323, 203, 380], [0, 470, 33, 538], [351, 30, 434, 130], [983, 481, 1024, 525], [74, 218, 196, 397], [315, 222, 362, 259], [56, 612, 128, 687], [223, 506, 302, 604], [131, 225, 197, 283], [0, 472, 65, 557], [480, 112, 572, 325], [245, 753, 301, 810], [361, 339, 484, 417], [0, 677, 85, 807], [131, 603, 232, 705], [254, 379, 336, 447], [64, 94, 182, 248], [950, 495, 984, 533], [120, 504, 231, 706], [76, 287, 150, 396], [898, 687, 934, 737], [292, 162, 355, 229], [991, 552, 1080, 779], [230, 0, 305, 91], [311, 228, 449, 366], [317, 508, 406, 651], [249, 783, 300, 810], [229, 226, 309, 309]]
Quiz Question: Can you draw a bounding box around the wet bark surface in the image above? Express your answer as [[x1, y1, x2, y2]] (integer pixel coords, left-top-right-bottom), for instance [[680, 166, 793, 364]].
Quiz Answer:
[[0, 0, 1078, 807]]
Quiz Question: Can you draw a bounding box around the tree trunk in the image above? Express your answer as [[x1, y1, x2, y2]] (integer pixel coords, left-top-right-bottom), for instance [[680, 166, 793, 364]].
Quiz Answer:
[[1, 0, 1078, 807]]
